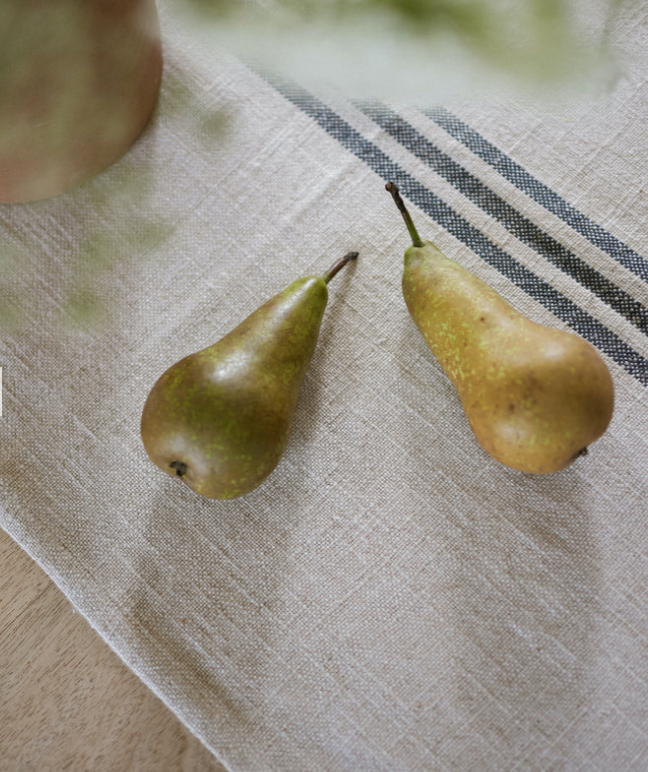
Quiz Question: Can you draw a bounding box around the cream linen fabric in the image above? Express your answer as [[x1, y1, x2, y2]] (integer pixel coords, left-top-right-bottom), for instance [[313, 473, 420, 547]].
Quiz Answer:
[[2, 4, 648, 772]]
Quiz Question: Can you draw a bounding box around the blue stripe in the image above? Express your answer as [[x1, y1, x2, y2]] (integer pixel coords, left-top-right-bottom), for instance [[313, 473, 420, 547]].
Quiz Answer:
[[355, 101, 648, 339], [424, 105, 648, 283], [261, 74, 648, 386]]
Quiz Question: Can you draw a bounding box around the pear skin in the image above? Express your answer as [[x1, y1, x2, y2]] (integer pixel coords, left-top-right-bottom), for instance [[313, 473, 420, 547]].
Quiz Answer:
[[387, 182, 614, 474], [141, 252, 357, 499]]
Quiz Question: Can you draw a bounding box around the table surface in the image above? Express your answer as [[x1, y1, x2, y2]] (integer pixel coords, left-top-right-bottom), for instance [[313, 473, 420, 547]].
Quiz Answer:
[[0, 528, 228, 772]]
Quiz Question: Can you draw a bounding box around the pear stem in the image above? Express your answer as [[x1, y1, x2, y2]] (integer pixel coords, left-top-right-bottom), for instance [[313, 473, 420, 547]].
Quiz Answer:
[[385, 182, 425, 248], [323, 251, 359, 284]]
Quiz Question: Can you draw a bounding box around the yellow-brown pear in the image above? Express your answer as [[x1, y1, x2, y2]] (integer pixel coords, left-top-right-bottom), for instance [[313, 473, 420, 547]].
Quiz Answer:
[[386, 182, 614, 474]]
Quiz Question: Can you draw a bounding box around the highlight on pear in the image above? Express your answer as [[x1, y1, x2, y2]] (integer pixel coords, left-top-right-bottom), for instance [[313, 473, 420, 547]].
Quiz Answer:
[[140, 251, 358, 499], [386, 181, 614, 474]]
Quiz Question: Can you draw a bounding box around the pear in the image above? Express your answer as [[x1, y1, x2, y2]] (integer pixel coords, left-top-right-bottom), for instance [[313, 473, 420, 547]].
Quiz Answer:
[[141, 251, 358, 499], [386, 182, 614, 474]]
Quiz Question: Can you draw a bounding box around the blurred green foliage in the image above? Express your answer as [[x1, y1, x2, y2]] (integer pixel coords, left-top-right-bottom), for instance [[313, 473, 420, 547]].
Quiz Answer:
[[174, 0, 623, 89]]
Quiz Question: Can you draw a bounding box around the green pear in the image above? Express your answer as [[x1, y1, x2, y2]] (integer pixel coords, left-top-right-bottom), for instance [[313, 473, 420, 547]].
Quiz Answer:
[[141, 251, 358, 499], [386, 182, 614, 474]]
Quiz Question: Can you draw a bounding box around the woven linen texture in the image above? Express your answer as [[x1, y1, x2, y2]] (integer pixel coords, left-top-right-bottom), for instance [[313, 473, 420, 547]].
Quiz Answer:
[[1, 5, 648, 771]]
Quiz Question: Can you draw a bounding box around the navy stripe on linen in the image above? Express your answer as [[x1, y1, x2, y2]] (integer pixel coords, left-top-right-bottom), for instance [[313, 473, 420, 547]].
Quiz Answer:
[[356, 101, 648, 339], [424, 105, 648, 283], [260, 73, 648, 385]]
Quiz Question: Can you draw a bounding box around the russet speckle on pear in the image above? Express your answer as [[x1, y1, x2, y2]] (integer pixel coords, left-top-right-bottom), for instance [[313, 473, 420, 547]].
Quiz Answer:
[[388, 182, 614, 474], [141, 253, 358, 499]]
